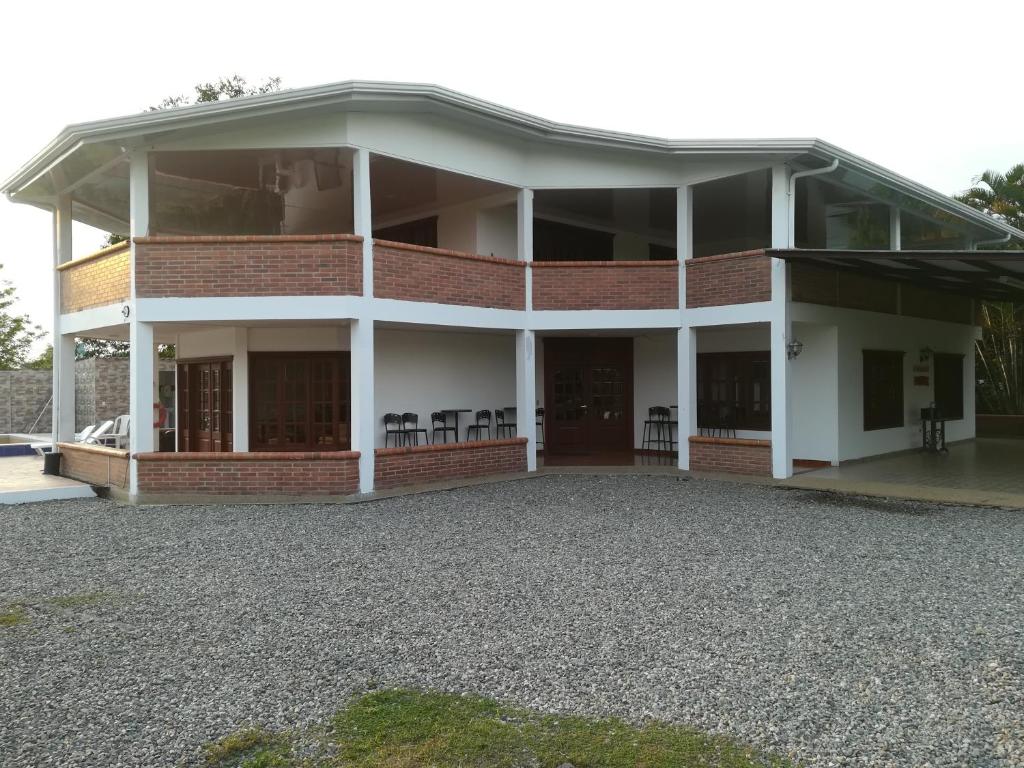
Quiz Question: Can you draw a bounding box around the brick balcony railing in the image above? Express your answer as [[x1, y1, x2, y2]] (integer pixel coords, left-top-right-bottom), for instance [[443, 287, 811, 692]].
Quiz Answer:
[[134, 234, 363, 298], [57, 242, 130, 313], [375, 437, 528, 490], [685, 250, 772, 308], [373, 240, 526, 310], [531, 260, 679, 310]]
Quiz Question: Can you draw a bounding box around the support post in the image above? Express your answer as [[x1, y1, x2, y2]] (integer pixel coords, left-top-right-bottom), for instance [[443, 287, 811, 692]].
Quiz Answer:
[[515, 329, 537, 471], [770, 164, 793, 479], [353, 148, 373, 297], [889, 207, 901, 250], [52, 194, 75, 444], [232, 327, 249, 451], [350, 319, 375, 494], [517, 188, 534, 310], [676, 185, 694, 470], [128, 150, 151, 496]]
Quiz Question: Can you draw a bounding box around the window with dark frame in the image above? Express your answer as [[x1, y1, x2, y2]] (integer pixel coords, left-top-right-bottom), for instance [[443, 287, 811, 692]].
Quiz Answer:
[[933, 353, 964, 420], [696, 351, 771, 431], [249, 352, 351, 452], [863, 350, 905, 430]]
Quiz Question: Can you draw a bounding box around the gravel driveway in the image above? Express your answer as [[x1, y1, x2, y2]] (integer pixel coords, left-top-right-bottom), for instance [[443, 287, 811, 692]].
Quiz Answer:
[[1, 474, 1021, 767]]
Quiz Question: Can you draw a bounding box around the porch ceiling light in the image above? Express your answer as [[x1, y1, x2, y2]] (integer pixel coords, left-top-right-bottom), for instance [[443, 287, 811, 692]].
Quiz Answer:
[[919, 346, 933, 362], [786, 338, 804, 360]]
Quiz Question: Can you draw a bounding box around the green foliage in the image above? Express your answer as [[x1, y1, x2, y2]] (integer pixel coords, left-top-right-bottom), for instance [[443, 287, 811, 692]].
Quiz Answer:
[[955, 163, 1024, 234], [204, 688, 791, 768], [0, 606, 27, 628], [23, 344, 53, 369], [957, 162, 1024, 414], [75, 338, 130, 359], [150, 75, 282, 112], [0, 262, 45, 370]]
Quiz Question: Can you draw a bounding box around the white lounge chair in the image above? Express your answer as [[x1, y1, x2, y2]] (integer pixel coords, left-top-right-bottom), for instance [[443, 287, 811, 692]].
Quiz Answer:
[[84, 420, 114, 445], [100, 415, 130, 449], [75, 424, 96, 443]]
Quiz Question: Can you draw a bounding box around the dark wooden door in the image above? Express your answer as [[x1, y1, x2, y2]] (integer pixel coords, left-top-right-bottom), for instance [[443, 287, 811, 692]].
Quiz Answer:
[[177, 359, 233, 452], [544, 338, 633, 455]]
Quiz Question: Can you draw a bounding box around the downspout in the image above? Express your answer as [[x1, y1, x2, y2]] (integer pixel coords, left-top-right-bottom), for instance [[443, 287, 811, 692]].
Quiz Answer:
[[973, 231, 1012, 249], [788, 158, 840, 248]]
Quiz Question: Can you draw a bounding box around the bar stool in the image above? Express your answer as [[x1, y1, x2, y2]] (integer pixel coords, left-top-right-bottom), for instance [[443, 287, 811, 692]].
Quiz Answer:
[[466, 409, 492, 441], [384, 412, 405, 447], [535, 407, 545, 450], [642, 406, 672, 452], [495, 409, 516, 438], [402, 412, 429, 446], [431, 411, 457, 444]]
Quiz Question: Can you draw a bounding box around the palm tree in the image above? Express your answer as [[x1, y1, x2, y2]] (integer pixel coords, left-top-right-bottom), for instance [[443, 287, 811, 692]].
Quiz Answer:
[[956, 163, 1024, 234]]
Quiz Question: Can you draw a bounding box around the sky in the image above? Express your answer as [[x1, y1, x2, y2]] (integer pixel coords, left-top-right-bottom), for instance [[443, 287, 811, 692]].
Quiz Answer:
[[2, 0, 1022, 353]]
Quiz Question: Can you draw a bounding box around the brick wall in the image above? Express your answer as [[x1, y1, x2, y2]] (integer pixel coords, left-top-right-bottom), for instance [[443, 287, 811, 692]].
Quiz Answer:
[[685, 250, 772, 308], [532, 261, 679, 310], [134, 235, 363, 298], [792, 262, 974, 324], [0, 370, 52, 433], [688, 436, 772, 476], [58, 243, 130, 313], [58, 442, 130, 488], [135, 451, 361, 496], [373, 240, 526, 310], [375, 437, 528, 490]]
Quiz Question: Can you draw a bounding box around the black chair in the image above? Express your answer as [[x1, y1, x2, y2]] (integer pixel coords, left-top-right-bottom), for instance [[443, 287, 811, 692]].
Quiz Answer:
[[495, 409, 517, 438], [384, 412, 406, 447], [431, 411, 457, 444], [466, 409, 492, 441], [535, 407, 545, 450], [716, 404, 737, 439], [402, 412, 429, 446], [642, 406, 673, 452]]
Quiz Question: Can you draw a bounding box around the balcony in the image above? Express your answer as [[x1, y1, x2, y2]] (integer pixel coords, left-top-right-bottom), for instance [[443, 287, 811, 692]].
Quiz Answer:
[[134, 234, 363, 298], [57, 242, 131, 313], [685, 250, 772, 308], [373, 240, 526, 310], [531, 260, 679, 311]]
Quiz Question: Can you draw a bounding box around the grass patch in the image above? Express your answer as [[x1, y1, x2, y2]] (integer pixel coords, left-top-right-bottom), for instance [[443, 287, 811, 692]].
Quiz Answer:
[[204, 728, 293, 767], [45, 591, 110, 609], [0, 606, 27, 628], [205, 689, 792, 768]]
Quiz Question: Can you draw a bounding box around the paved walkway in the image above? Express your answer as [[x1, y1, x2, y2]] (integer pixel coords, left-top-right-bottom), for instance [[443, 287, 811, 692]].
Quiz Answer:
[[784, 438, 1024, 508], [0, 456, 94, 505]]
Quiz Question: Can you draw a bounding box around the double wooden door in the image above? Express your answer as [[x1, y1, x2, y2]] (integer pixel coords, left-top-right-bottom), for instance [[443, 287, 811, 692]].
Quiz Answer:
[[177, 359, 233, 452], [543, 338, 633, 455]]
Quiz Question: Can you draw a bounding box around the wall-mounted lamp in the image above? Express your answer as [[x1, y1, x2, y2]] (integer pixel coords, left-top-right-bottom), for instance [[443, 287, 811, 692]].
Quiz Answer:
[[919, 346, 933, 363], [786, 338, 804, 360], [121, 305, 131, 319]]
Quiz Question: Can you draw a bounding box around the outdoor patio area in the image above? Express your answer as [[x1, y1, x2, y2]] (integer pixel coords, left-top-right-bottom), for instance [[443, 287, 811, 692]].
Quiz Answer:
[[0, 455, 94, 505], [786, 438, 1024, 508]]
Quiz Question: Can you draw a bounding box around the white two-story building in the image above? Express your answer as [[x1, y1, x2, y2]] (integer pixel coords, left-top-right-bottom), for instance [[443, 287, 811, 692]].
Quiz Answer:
[[4, 81, 1022, 501]]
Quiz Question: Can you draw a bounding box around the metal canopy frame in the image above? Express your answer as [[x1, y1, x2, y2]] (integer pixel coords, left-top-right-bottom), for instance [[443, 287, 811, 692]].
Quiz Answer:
[[771, 249, 1024, 302]]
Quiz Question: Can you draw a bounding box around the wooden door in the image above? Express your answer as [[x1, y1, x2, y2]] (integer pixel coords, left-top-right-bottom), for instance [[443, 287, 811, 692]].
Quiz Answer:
[[544, 338, 633, 455], [177, 359, 233, 452]]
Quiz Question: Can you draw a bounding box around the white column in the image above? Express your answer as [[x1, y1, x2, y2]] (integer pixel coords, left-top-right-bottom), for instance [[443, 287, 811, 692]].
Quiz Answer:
[[515, 330, 537, 471], [676, 185, 694, 470], [350, 319, 375, 494], [517, 188, 534, 310], [231, 327, 249, 451], [52, 194, 75, 445], [676, 326, 697, 470], [353, 148, 373, 297], [770, 164, 793, 479], [889, 207, 901, 250], [128, 150, 152, 496]]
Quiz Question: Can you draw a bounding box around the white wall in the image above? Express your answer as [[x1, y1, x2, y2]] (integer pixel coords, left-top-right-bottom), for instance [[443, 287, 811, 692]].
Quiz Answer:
[[790, 322, 839, 463], [830, 309, 977, 460], [176, 326, 347, 358], [437, 206, 478, 254], [374, 327, 516, 447], [633, 334, 677, 448], [476, 204, 518, 260]]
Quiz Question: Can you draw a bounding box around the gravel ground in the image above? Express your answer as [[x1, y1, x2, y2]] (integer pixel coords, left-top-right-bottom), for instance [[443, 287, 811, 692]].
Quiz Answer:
[[0, 474, 1021, 768]]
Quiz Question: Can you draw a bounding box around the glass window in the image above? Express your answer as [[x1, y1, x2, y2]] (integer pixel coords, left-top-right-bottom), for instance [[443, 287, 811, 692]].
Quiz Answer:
[[863, 350, 905, 430], [933, 353, 964, 420], [696, 351, 771, 431]]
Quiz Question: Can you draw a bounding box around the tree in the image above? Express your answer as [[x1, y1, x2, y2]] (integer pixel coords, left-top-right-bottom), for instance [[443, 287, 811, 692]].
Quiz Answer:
[[103, 75, 283, 247], [956, 164, 1024, 234], [956, 162, 1024, 414], [0, 263, 45, 370], [23, 345, 53, 369]]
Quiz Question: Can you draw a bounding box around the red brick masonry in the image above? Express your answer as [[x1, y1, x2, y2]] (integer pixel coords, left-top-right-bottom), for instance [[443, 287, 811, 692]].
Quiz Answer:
[[688, 436, 771, 476], [135, 451, 361, 496], [685, 250, 772, 308], [58, 442, 130, 489], [57, 243, 131, 313], [532, 260, 679, 310], [134, 235, 363, 298], [375, 437, 528, 490], [373, 240, 526, 310]]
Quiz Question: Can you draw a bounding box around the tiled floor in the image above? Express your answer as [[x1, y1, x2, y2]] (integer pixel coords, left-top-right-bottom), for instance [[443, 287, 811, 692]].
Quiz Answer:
[[0, 456, 94, 504], [785, 438, 1024, 508]]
